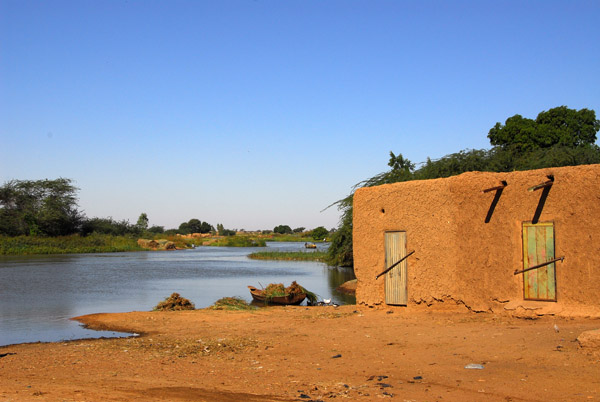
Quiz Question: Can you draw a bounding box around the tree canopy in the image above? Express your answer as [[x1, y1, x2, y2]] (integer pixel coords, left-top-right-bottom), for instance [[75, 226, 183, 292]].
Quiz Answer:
[[0, 178, 83, 236], [311, 226, 329, 241], [488, 106, 599, 151], [273, 225, 292, 235], [136, 213, 149, 231], [179, 219, 214, 234]]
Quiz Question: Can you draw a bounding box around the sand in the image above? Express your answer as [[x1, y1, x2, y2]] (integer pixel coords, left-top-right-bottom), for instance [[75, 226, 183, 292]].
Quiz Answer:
[[1, 305, 599, 401]]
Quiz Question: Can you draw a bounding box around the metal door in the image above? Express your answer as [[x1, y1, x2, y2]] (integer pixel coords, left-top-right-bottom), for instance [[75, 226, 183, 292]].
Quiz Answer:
[[385, 231, 407, 305], [522, 222, 556, 301]]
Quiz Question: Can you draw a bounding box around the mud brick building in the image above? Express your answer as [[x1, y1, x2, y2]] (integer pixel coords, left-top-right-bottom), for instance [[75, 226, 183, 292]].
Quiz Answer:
[[353, 164, 600, 317]]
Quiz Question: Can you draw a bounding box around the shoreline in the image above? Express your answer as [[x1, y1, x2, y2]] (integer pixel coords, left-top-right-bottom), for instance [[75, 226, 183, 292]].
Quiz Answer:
[[0, 235, 323, 256], [1, 306, 598, 401]]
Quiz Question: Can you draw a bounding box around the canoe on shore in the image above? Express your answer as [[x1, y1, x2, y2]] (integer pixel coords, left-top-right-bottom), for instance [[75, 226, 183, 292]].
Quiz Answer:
[[247, 286, 306, 305]]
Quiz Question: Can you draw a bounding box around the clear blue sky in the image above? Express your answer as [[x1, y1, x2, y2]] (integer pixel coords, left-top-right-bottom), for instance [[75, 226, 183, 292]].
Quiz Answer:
[[1, 1, 599, 231]]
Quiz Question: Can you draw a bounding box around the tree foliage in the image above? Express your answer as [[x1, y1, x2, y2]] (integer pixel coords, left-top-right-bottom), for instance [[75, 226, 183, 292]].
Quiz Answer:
[[179, 218, 214, 234], [148, 225, 165, 234], [136, 213, 149, 231], [488, 106, 599, 151], [327, 106, 600, 268], [80, 217, 139, 236], [311, 226, 329, 240], [273, 225, 292, 234], [0, 178, 83, 236]]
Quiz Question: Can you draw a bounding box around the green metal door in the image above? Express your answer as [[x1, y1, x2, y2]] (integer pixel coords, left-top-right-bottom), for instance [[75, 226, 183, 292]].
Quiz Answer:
[[522, 222, 556, 301], [385, 231, 407, 305]]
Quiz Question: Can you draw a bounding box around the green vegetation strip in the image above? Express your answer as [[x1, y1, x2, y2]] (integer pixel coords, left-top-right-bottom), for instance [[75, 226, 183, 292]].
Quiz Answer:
[[247, 251, 327, 262], [0, 234, 144, 255], [210, 237, 266, 247]]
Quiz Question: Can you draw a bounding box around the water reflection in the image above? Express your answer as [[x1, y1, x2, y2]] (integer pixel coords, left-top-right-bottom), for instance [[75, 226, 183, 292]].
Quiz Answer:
[[0, 242, 354, 346]]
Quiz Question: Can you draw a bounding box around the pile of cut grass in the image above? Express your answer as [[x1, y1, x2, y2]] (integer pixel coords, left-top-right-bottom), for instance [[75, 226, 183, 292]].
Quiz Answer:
[[208, 297, 256, 311], [153, 293, 195, 311]]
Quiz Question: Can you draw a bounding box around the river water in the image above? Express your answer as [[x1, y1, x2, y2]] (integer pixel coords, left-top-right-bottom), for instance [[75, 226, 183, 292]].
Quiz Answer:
[[0, 242, 355, 347]]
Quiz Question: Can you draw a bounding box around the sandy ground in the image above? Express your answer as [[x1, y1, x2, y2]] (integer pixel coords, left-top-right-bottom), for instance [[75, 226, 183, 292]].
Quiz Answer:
[[1, 305, 599, 401]]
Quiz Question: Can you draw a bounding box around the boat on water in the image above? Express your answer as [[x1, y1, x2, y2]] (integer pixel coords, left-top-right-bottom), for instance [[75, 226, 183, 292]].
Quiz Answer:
[[304, 242, 317, 249], [247, 285, 306, 305]]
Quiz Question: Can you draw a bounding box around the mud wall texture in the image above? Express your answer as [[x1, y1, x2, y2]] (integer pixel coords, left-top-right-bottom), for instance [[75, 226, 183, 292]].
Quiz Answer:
[[353, 164, 600, 317]]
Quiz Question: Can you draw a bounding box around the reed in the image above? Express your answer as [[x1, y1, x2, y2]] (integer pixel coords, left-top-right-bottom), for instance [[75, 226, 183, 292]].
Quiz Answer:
[[266, 234, 312, 242], [247, 251, 327, 262]]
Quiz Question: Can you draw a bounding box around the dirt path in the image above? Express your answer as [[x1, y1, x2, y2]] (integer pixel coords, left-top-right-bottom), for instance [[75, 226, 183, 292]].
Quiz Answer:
[[1, 306, 599, 401]]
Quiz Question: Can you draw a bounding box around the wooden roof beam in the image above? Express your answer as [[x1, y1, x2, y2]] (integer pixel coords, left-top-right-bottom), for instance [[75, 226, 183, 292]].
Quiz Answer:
[[528, 175, 554, 192], [482, 180, 508, 193]]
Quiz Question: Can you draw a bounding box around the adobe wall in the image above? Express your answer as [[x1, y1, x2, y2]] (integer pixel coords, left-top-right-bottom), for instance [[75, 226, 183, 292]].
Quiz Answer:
[[353, 164, 600, 317]]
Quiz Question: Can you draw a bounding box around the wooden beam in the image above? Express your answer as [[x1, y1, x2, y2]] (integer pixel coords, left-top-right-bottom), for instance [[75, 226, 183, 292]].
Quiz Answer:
[[514, 256, 564, 275], [375, 250, 415, 280], [528, 175, 554, 192], [482, 181, 508, 193]]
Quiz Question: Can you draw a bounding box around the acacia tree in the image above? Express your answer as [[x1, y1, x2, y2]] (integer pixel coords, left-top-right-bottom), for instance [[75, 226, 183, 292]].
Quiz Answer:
[[0, 178, 83, 236]]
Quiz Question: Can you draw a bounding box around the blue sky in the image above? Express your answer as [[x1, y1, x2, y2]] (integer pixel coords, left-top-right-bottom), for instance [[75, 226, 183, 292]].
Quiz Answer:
[[1, 1, 599, 231]]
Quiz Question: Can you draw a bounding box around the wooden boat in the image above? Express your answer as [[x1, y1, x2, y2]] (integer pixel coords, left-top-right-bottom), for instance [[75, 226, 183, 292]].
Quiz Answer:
[[247, 286, 306, 305], [304, 242, 317, 249]]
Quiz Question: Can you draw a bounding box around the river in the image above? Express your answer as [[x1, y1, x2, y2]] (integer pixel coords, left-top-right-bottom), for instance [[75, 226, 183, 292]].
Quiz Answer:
[[0, 242, 355, 347]]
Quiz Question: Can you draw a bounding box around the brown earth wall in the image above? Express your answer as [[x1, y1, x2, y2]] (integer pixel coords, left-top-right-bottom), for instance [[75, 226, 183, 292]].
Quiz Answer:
[[353, 164, 600, 317]]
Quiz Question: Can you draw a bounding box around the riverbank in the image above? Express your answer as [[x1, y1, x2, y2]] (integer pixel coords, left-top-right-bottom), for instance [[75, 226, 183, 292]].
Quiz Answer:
[[0, 234, 145, 255], [1, 306, 598, 401]]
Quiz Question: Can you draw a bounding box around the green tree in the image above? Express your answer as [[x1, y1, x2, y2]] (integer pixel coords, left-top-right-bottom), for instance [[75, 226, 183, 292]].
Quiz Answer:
[[311, 226, 329, 241], [187, 218, 202, 233], [178, 219, 214, 234], [0, 178, 83, 236], [136, 213, 149, 231], [387, 152, 415, 182], [148, 225, 164, 234], [488, 106, 599, 151], [178, 221, 191, 234], [200, 221, 214, 233], [273, 225, 292, 234], [293, 227, 305, 233], [80, 217, 137, 236]]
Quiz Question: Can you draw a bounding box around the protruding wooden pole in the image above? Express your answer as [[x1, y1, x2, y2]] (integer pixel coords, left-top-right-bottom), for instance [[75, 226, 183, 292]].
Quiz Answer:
[[482, 181, 508, 193], [528, 175, 554, 192]]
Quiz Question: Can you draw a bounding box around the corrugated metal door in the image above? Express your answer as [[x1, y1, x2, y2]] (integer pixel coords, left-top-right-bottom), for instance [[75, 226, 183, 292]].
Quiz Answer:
[[385, 231, 407, 305], [522, 222, 556, 301]]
